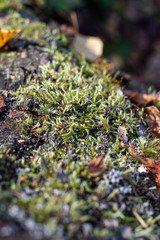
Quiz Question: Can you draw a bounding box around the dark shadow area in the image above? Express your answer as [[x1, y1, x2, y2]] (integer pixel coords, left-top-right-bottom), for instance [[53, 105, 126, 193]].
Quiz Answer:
[[32, 0, 160, 89]]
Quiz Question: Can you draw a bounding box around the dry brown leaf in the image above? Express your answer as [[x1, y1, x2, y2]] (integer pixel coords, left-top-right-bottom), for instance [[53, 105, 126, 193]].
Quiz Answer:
[[9, 110, 25, 119], [0, 94, 6, 113], [129, 147, 160, 187], [0, 29, 20, 48], [72, 33, 103, 62], [144, 106, 160, 138], [118, 126, 128, 142], [86, 155, 105, 177], [124, 90, 160, 105]]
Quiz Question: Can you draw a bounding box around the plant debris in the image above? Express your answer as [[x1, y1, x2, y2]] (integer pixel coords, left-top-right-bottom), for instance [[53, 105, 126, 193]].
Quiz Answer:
[[144, 106, 160, 138], [124, 90, 160, 105], [86, 155, 105, 177], [129, 147, 160, 188], [9, 110, 25, 119], [0, 29, 19, 48], [0, 94, 6, 113]]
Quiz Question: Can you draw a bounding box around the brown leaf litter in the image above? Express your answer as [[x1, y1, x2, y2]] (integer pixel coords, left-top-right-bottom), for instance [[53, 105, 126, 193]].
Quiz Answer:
[[0, 94, 6, 113], [86, 155, 105, 177], [124, 90, 160, 105], [144, 106, 160, 138], [129, 147, 160, 188], [9, 110, 25, 119]]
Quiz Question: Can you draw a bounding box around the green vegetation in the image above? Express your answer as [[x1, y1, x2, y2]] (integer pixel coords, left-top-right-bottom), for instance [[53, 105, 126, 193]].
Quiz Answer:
[[0, 7, 160, 240]]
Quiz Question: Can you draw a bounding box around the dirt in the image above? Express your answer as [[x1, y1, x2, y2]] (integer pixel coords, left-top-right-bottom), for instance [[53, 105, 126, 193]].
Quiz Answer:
[[0, 218, 33, 240]]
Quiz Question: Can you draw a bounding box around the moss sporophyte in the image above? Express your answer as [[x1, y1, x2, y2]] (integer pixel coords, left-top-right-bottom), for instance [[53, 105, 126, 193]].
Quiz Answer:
[[0, 6, 160, 240]]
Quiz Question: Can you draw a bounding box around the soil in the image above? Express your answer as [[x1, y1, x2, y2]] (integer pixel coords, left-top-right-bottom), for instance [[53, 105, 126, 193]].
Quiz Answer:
[[0, 44, 52, 91]]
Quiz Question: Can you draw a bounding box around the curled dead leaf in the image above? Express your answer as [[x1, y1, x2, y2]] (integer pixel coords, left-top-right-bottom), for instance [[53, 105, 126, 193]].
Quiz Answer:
[[0, 94, 6, 113], [9, 110, 25, 119], [0, 29, 20, 48], [129, 147, 160, 187], [144, 106, 160, 138], [86, 155, 105, 177], [124, 90, 160, 105]]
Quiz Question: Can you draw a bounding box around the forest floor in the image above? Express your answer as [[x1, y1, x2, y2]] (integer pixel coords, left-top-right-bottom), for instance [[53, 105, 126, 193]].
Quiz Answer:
[[1, 2, 160, 240]]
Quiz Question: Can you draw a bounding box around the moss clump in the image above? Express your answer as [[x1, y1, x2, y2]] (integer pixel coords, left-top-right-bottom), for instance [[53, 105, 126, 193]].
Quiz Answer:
[[0, 0, 23, 11], [0, 7, 160, 240], [10, 39, 160, 239]]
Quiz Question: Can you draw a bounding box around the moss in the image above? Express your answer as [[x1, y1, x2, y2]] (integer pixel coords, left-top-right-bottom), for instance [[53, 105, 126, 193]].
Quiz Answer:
[[0, 5, 160, 240], [0, 0, 23, 11], [2, 11, 54, 45], [10, 44, 159, 238]]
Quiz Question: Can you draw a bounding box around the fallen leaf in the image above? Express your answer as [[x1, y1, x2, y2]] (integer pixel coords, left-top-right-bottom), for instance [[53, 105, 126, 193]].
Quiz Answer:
[[9, 110, 25, 119], [0, 29, 20, 48], [86, 155, 105, 177], [0, 94, 6, 113], [144, 106, 160, 137], [124, 90, 160, 105], [118, 126, 128, 142], [72, 33, 103, 62], [129, 147, 160, 187]]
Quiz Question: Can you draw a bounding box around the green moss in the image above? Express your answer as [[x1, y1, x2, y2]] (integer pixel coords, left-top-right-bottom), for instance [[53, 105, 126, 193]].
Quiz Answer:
[[0, 0, 23, 11], [10, 43, 156, 238], [1, 5, 160, 240], [2, 11, 55, 45]]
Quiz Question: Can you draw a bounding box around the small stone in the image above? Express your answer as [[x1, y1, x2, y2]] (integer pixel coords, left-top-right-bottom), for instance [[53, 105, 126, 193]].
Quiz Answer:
[[72, 33, 103, 62]]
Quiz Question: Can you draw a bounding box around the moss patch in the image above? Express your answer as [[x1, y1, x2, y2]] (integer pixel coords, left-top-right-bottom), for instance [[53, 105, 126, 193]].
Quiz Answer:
[[0, 6, 160, 240]]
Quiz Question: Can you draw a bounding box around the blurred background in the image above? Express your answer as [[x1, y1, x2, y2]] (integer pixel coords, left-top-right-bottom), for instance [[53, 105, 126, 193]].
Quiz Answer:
[[2, 0, 160, 89]]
